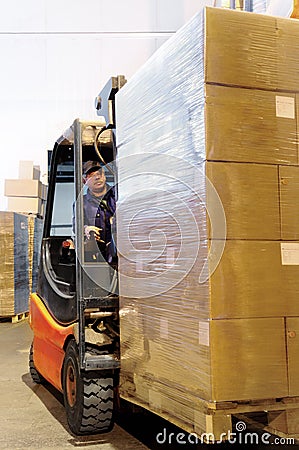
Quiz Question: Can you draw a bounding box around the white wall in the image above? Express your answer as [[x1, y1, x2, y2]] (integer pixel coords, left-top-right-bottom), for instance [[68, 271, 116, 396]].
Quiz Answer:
[[0, 0, 212, 210]]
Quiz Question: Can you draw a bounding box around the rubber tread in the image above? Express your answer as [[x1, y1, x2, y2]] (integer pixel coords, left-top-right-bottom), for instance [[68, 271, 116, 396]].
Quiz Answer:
[[63, 340, 114, 435], [29, 343, 44, 384], [80, 376, 113, 432]]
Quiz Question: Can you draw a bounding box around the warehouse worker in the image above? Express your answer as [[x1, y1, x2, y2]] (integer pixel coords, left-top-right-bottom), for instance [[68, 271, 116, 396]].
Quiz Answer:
[[73, 160, 116, 263]]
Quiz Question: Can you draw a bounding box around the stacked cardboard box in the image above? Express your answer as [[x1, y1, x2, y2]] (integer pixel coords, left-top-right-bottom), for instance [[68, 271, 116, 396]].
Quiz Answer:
[[5, 160, 47, 216], [116, 7, 299, 435]]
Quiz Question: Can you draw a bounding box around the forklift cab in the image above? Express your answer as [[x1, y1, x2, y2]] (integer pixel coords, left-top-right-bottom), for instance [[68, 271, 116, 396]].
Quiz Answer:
[[29, 76, 126, 436], [37, 120, 117, 325]]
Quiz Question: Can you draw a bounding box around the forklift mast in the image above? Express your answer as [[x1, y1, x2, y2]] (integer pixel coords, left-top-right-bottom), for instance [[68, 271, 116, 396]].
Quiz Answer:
[[75, 76, 126, 371], [73, 120, 120, 371], [95, 75, 127, 128]]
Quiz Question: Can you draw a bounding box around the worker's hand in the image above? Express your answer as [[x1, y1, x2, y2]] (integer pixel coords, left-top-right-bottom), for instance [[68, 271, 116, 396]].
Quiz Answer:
[[84, 225, 103, 242]]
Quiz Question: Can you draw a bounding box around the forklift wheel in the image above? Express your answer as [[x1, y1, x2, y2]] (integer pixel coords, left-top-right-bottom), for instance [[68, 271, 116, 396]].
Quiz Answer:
[[62, 340, 114, 435], [29, 343, 44, 384]]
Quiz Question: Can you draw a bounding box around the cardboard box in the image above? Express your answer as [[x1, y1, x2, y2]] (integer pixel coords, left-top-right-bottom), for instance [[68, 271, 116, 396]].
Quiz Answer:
[[5, 179, 43, 198], [18, 161, 34, 179], [122, 238, 299, 322], [205, 85, 298, 165], [206, 162, 280, 240], [204, 7, 278, 90], [120, 313, 288, 402], [18, 161, 40, 180], [209, 240, 299, 318], [7, 197, 42, 215], [210, 318, 288, 401], [206, 8, 299, 91], [205, 8, 299, 92], [33, 165, 41, 181]]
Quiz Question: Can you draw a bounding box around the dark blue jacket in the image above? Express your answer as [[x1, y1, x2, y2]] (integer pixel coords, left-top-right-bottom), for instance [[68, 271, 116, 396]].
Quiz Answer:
[[83, 186, 116, 249], [73, 186, 116, 262]]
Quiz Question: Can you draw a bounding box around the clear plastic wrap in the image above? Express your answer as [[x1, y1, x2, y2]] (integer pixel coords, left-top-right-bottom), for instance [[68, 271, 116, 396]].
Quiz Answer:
[[252, 0, 268, 14], [116, 6, 299, 434], [28, 215, 43, 294]]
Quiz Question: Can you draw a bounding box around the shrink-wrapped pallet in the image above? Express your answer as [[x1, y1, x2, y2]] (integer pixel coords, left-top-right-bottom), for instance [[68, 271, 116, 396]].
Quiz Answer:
[[0, 212, 29, 316], [116, 6, 299, 435]]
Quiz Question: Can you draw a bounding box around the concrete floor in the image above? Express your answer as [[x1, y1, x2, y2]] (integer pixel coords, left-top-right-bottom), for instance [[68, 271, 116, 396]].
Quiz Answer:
[[0, 319, 148, 450]]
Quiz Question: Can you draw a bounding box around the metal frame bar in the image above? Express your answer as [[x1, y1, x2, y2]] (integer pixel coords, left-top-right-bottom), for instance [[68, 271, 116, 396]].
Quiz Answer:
[[74, 119, 86, 369]]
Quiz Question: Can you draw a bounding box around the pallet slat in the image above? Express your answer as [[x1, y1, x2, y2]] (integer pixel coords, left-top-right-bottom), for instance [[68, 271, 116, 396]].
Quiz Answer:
[[0, 311, 29, 323]]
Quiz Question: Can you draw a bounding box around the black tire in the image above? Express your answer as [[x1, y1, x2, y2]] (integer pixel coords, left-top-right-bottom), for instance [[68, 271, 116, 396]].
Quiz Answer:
[[62, 340, 114, 435], [29, 342, 44, 384]]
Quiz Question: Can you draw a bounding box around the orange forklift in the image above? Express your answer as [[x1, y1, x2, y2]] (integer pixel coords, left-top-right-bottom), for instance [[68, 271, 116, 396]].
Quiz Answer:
[[29, 76, 126, 435]]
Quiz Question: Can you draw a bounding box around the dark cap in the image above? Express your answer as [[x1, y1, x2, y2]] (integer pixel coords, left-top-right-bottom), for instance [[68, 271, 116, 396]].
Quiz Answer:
[[82, 160, 102, 176]]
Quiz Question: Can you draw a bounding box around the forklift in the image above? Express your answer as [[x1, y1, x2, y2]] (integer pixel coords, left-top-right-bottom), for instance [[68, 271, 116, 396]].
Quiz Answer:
[[29, 76, 126, 435]]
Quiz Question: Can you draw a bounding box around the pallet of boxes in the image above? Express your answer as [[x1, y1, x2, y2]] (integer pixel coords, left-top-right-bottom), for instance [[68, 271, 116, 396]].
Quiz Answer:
[[116, 7, 299, 442], [1, 161, 45, 322]]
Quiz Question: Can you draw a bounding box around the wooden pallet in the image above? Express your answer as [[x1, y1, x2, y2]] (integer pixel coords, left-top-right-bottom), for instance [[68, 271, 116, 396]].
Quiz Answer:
[[0, 311, 29, 323], [121, 376, 299, 443]]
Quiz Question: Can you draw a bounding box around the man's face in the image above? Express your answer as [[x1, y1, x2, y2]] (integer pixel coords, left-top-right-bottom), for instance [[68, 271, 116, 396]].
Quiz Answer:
[[85, 168, 106, 195]]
